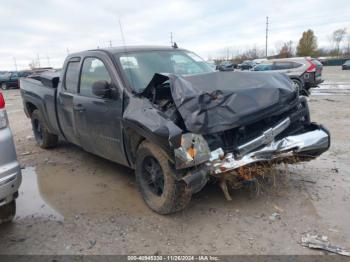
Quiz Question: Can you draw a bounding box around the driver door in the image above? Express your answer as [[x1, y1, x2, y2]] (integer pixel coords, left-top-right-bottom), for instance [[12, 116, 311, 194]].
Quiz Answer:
[[74, 56, 127, 165]]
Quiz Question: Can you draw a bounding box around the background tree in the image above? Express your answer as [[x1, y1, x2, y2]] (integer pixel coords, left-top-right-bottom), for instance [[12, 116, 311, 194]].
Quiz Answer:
[[331, 28, 347, 57], [345, 35, 350, 57], [277, 41, 294, 58], [296, 29, 318, 57]]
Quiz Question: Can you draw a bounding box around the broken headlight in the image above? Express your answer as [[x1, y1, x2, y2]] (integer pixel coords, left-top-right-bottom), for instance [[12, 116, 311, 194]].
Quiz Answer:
[[174, 133, 211, 169]]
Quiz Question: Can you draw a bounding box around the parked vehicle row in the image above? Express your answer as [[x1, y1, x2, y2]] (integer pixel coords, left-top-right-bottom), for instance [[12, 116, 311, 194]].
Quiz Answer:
[[0, 71, 32, 90], [216, 61, 237, 71], [0, 68, 56, 90], [20, 46, 330, 214], [238, 60, 255, 70], [214, 57, 323, 95]]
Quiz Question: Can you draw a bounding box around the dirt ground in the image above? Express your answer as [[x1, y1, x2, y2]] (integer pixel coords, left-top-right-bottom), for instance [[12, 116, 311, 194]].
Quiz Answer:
[[0, 66, 349, 255]]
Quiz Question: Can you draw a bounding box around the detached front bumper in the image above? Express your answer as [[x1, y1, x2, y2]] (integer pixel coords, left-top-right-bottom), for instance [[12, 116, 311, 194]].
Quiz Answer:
[[179, 123, 330, 193], [208, 124, 330, 175]]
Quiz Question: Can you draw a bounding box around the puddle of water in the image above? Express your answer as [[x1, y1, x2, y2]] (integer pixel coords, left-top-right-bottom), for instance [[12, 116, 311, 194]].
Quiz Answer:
[[16, 167, 63, 221], [16, 156, 150, 220]]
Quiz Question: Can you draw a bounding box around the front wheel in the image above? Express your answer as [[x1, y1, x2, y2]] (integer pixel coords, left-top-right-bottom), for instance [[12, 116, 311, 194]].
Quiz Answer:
[[0, 201, 16, 224], [135, 141, 191, 214], [31, 109, 58, 149]]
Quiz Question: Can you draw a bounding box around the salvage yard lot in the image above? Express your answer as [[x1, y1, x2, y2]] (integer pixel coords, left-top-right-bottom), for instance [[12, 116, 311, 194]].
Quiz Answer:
[[0, 66, 349, 255]]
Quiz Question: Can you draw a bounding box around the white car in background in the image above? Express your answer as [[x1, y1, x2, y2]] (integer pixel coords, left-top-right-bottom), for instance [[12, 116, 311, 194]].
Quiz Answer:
[[0, 91, 21, 223]]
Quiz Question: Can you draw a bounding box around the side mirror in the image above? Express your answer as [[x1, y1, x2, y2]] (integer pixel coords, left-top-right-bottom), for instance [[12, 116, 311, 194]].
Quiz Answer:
[[92, 80, 111, 98]]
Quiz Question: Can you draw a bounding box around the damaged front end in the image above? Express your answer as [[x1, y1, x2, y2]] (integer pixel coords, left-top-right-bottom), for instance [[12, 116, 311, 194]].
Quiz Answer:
[[175, 121, 330, 196], [129, 71, 331, 196]]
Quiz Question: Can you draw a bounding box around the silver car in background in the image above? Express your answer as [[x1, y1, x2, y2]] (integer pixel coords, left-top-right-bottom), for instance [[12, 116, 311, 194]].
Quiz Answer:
[[0, 91, 21, 223], [252, 57, 323, 95]]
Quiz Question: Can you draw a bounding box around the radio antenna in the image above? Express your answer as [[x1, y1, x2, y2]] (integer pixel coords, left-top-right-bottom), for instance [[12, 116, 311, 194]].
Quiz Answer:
[[119, 19, 127, 48], [118, 19, 136, 92]]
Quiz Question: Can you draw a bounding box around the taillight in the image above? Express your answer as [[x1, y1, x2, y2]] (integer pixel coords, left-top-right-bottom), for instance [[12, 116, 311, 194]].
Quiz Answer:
[[306, 59, 316, 72], [0, 92, 5, 109]]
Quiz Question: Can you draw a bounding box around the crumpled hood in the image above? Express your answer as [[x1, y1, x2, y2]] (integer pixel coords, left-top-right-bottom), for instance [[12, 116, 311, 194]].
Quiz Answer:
[[143, 71, 297, 134]]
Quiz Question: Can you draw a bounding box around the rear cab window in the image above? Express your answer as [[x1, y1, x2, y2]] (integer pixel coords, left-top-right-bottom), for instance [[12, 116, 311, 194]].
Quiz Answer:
[[64, 58, 81, 93]]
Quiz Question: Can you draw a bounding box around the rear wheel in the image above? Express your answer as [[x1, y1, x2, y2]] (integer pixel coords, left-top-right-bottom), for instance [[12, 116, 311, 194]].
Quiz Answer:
[[292, 79, 303, 94], [1, 82, 7, 90], [31, 109, 58, 149], [135, 141, 191, 214], [0, 201, 16, 224]]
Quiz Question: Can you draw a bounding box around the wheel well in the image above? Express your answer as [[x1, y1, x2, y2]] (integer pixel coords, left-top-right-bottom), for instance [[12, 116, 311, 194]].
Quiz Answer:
[[26, 102, 37, 117], [123, 128, 145, 167], [290, 77, 302, 84]]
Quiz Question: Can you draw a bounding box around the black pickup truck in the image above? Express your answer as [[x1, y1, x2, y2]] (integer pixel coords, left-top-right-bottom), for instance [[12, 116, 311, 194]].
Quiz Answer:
[[1, 71, 32, 90], [20, 46, 330, 214]]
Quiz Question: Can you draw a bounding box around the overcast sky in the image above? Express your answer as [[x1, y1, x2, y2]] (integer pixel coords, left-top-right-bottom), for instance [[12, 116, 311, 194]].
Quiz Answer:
[[1, 0, 349, 70]]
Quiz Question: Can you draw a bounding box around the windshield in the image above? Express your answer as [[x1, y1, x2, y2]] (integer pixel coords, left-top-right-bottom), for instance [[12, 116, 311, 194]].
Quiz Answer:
[[115, 50, 214, 92]]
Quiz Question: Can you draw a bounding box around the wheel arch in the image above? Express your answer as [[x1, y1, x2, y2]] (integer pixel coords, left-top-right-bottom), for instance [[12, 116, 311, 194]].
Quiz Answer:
[[25, 101, 38, 117], [122, 123, 175, 169]]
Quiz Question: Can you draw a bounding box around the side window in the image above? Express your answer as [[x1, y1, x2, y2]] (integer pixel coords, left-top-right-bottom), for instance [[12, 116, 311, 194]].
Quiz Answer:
[[64, 61, 80, 93], [79, 58, 111, 97], [171, 54, 203, 75], [274, 62, 293, 70], [292, 62, 303, 68]]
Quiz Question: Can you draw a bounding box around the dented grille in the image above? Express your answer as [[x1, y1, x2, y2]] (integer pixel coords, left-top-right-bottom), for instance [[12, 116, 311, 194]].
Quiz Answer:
[[204, 98, 310, 156]]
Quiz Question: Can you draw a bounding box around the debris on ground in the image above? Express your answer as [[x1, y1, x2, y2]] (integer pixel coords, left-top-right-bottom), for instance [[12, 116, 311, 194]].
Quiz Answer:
[[20, 151, 32, 156], [301, 233, 350, 256], [88, 240, 97, 249], [331, 168, 339, 173], [269, 212, 281, 221], [273, 205, 284, 213], [299, 178, 317, 184]]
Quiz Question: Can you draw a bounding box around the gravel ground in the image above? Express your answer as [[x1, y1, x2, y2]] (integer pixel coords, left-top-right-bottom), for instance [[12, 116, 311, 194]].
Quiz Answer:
[[0, 66, 349, 255]]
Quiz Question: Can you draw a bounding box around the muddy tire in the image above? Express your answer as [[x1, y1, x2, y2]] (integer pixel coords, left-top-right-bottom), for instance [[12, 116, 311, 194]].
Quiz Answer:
[[0, 201, 16, 224], [31, 109, 58, 149], [135, 141, 191, 214]]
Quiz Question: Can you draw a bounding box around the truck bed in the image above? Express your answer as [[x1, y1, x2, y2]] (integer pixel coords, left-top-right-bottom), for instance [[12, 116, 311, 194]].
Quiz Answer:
[[20, 76, 60, 136]]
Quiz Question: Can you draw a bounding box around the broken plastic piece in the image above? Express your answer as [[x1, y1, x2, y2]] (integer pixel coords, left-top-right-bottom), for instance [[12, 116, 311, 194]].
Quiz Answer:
[[301, 233, 350, 256]]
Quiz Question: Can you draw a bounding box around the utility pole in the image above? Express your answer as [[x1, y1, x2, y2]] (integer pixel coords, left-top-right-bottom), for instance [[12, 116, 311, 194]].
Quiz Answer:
[[170, 32, 173, 46], [66, 48, 70, 55], [265, 16, 269, 58], [37, 54, 41, 68], [109, 40, 112, 47], [13, 57, 18, 71], [46, 55, 50, 67]]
